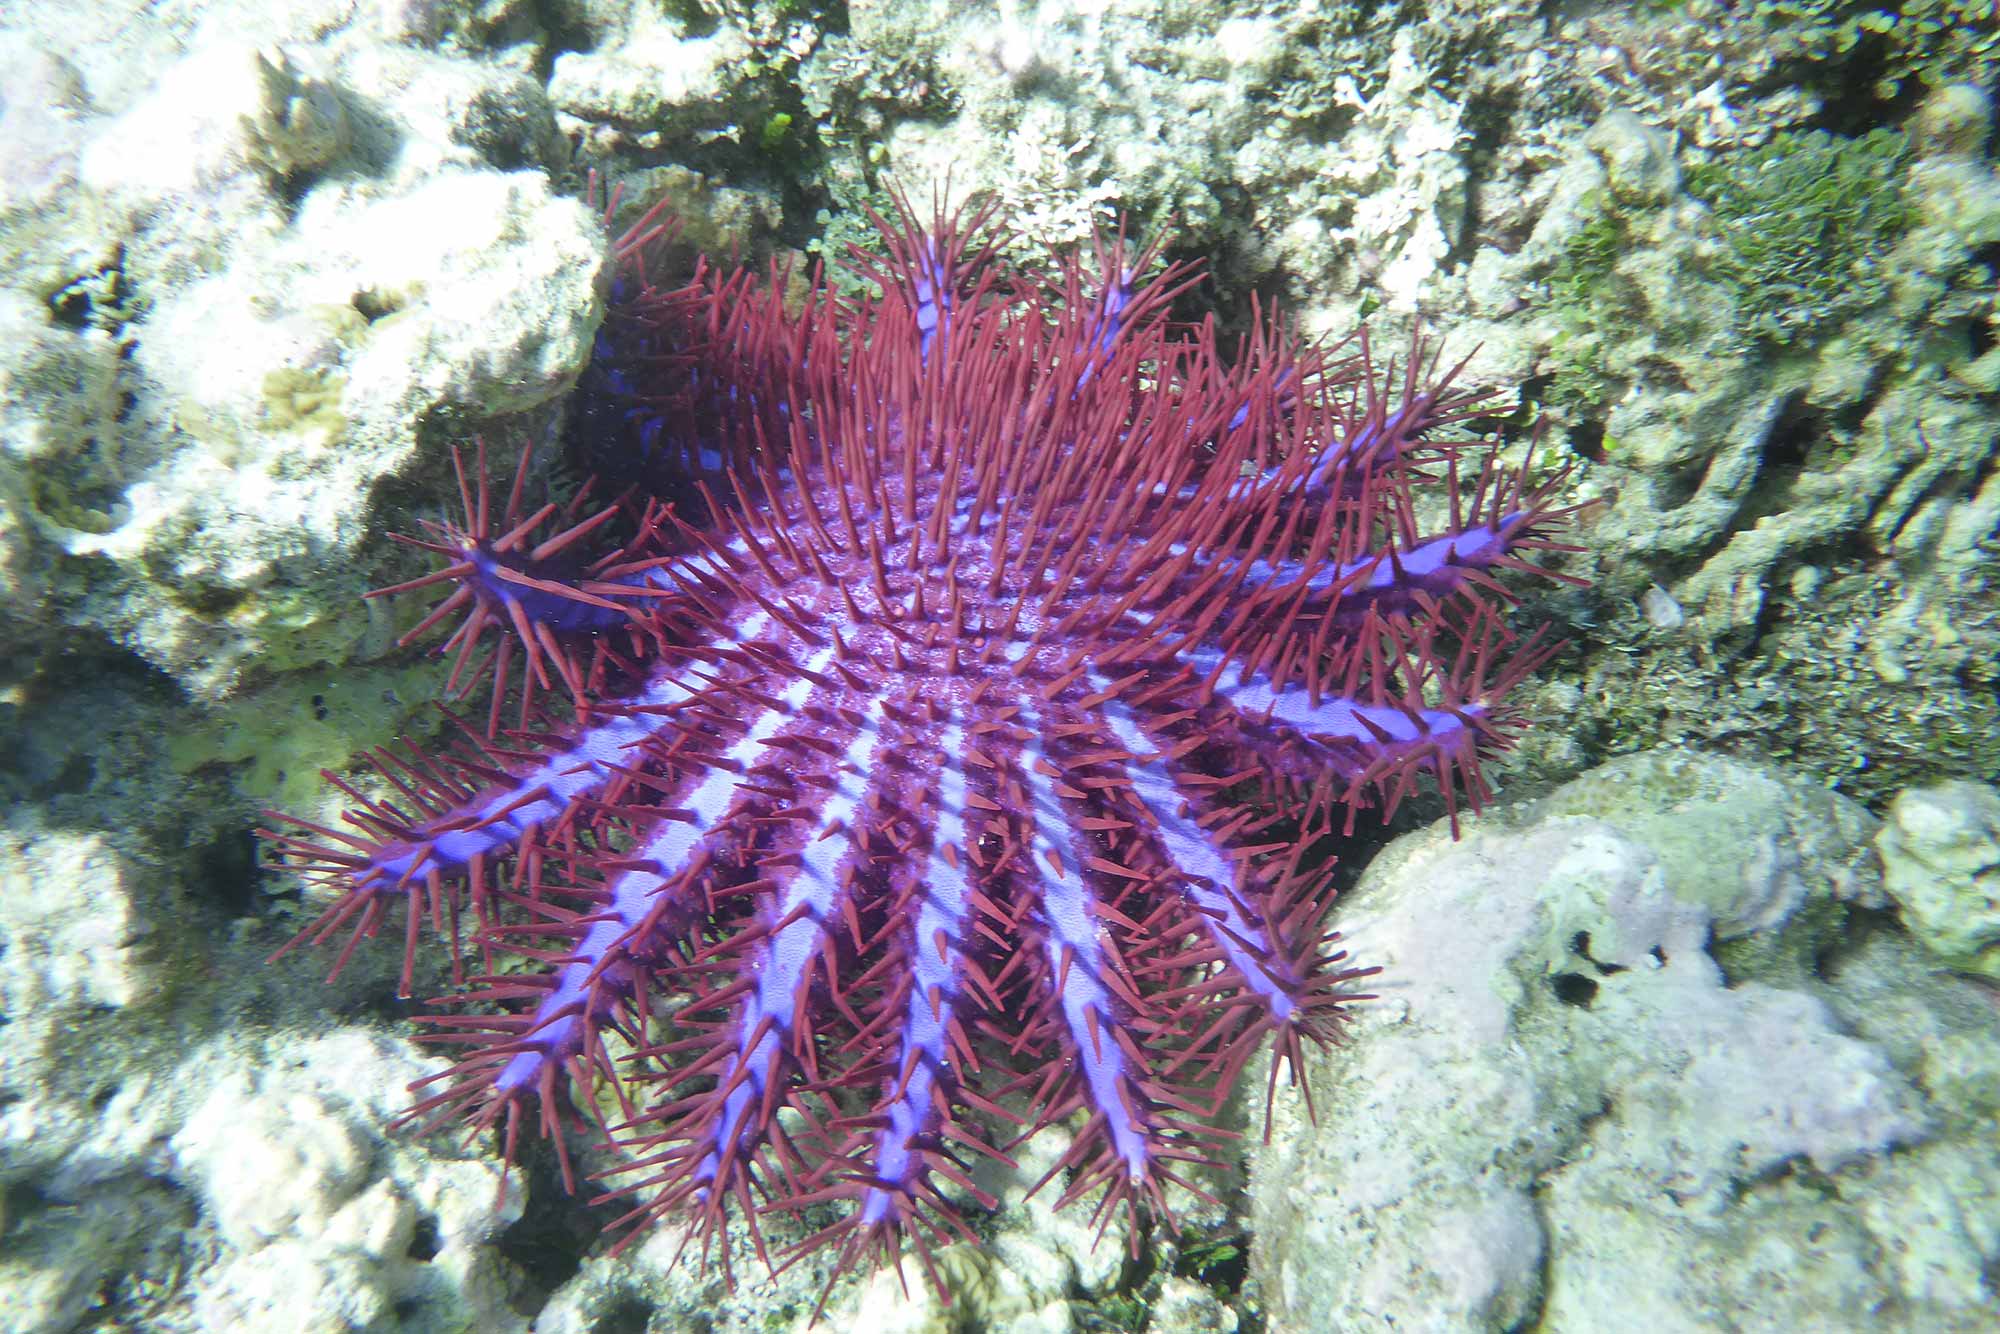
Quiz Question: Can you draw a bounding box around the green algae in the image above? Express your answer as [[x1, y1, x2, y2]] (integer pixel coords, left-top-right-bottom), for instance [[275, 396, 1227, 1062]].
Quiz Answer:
[[224, 583, 377, 676], [166, 660, 444, 811], [1536, 126, 1909, 418], [1687, 127, 1909, 344], [27, 470, 122, 535], [1576, 565, 2000, 807], [1750, 0, 2000, 99], [260, 365, 348, 435]]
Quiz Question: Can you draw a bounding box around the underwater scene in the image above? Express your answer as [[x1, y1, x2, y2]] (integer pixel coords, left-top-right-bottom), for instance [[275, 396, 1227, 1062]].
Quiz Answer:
[[1, 1, 1996, 1330]]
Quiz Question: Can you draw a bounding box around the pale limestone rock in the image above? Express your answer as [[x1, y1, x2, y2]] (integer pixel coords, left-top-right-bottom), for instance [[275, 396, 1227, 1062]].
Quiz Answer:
[[1252, 750, 1995, 1333], [1878, 780, 2000, 978]]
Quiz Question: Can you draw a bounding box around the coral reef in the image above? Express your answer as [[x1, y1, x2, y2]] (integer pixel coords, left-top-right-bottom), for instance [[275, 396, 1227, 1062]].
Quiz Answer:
[[0, 9, 596, 703], [1507, 83, 2000, 803], [2, 0, 1995, 1328], [1253, 749, 1999, 1332]]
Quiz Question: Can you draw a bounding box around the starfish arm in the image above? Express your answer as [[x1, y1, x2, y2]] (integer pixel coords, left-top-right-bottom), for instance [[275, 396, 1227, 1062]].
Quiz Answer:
[[855, 735, 980, 1227], [257, 662, 720, 992], [1012, 705, 1161, 1196], [600, 669, 875, 1268], [1095, 692, 1305, 1020], [1169, 640, 1478, 786]]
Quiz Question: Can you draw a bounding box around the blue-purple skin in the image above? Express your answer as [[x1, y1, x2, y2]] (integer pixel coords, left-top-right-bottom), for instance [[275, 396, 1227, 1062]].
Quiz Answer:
[[266, 200, 1573, 1288], [483, 618, 782, 1105], [463, 547, 636, 634], [856, 724, 974, 1229]]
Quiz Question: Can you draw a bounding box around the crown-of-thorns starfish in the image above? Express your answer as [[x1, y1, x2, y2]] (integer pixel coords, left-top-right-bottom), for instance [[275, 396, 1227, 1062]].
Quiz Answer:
[[263, 191, 1581, 1306]]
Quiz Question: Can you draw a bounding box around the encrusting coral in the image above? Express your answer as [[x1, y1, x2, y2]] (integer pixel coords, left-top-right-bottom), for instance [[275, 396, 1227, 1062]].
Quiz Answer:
[[261, 190, 1579, 1304]]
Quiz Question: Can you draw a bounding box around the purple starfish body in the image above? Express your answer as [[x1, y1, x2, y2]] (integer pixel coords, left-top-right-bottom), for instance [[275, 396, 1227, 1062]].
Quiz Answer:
[[263, 195, 1577, 1294]]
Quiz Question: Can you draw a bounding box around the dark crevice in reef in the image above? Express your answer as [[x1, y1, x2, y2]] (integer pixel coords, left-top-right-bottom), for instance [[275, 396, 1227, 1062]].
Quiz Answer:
[[1970, 243, 2000, 299], [1570, 930, 1629, 979], [1739, 384, 1881, 536], [1734, 18, 1916, 140], [550, 0, 848, 247], [1809, 904, 1902, 986], [1075, 1222, 1263, 1334], [584, 1294, 658, 1334], [495, 1142, 630, 1318], [1759, 392, 1820, 479], [530, 0, 599, 81], [406, 1213, 444, 1262], [1171, 226, 1288, 345], [1651, 452, 1711, 517], [1174, 1227, 1253, 1301], [190, 824, 261, 920], [1, 643, 175, 812], [1549, 971, 1598, 1008], [1562, 412, 1608, 467], [1448, 86, 1519, 273]]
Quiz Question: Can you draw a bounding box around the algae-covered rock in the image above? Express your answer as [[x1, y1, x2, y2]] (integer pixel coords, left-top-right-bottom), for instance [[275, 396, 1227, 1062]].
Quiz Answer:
[[165, 1033, 523, 1333], [530, 1106, 1150, 1334], [0, 765, 525, 1332], [548, 19, 753, 137], [1, 1022, 525, 1334], [1251, 749, 1998, 1333], [1878, 780, 2000, 979], [0, 821, 162, 1042], [1514, 81, 2000, 803], [2, 7, 598, 704], [0, 285, 127, 619], [58, 158, 601, 700], [800, 0, 1491, 322]]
